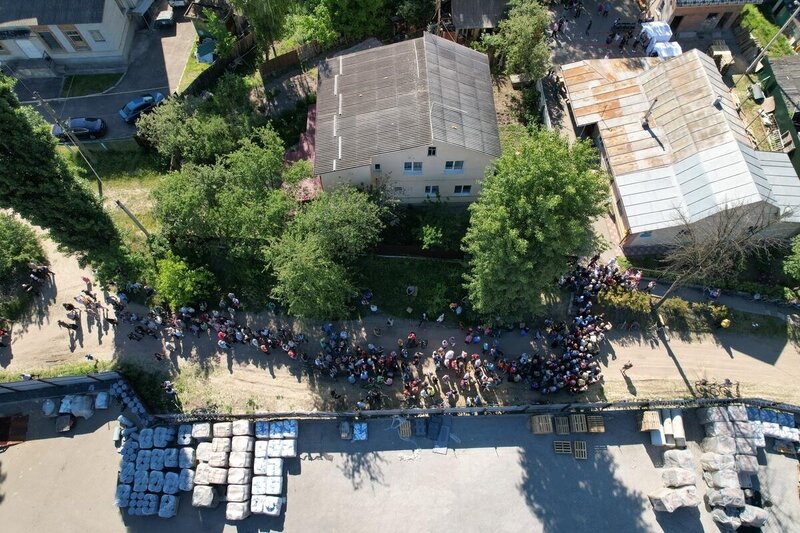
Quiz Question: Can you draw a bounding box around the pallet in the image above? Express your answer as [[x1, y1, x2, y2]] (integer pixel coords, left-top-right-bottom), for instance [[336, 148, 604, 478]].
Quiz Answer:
[[530, 415, 553, 435], [555, 416, 570, 435], [639, 410, 661, 432], [554, 440, 572, 454], [399, 420, 411, 438], [570, 414, 588, 433], [574, 441, 587, 460], [587, 415, 605, 433]]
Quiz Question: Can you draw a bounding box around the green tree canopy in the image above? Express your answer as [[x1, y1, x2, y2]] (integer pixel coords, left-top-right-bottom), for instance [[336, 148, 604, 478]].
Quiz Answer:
[[231, 0, 294, 55], [323, 0, 389, 40], [784, 234, 800, 282], [155, 252, 216, 309], [284, 2, 338, 48], [394, 0, 435, 29], [482, 0, 551, 80], [267, 233, 356, 319], [289, 187, 384, 262], [224, 125, 286, 190], [0, 73, 123, 270], [204, 7, 236, 57], [0, 214, 45, 282], [463, 127, 608, 318]]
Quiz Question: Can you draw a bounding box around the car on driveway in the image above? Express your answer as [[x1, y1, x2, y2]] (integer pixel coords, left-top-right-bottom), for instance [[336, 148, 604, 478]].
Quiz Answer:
[[118, 92, 165, 123], [51, 117, 107, 140]]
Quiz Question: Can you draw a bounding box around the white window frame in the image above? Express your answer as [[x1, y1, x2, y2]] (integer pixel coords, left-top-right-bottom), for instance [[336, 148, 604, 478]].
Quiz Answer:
[[403, 161, 423, 175], [453, 185, 472, 196], [424, 185, 439, 198], [444, 160, 464, 174], [89, 30, 106, 42]]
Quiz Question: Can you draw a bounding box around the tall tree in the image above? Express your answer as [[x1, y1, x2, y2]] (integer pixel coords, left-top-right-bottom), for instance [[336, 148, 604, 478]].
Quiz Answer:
[[481, 0, 551, 80], [653, 202, 789, 309], [155, 252, 216, 309], [323, 0, 390, 40], [394, 0, 436, 30], [284, 2, 338, 48], [0, 73, 122, 265], [463, 127, 608, 318], [267, 233, 356, 319], [231, 0, 294, 57]]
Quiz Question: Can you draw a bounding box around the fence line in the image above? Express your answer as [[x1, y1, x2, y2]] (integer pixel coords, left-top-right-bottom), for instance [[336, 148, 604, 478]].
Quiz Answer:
[[0, 371, 122, 403], [258, 41, 321, 80], [152, 396, 800, 424]]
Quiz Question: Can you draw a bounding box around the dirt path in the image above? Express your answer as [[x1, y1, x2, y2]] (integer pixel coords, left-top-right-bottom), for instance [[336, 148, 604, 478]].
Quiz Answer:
[[4, 237, 800, 411]]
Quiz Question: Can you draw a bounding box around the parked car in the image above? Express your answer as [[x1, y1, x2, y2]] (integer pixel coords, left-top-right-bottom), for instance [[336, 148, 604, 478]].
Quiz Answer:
[[154, 10, 175, 29], [118, 92, 165, 123], [168, 0, 187, 7], [51, 117, 107, 140]]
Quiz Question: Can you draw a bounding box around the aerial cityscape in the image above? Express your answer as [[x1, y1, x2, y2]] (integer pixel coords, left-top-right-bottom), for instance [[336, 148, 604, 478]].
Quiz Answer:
[[1, 0, 800, 531]]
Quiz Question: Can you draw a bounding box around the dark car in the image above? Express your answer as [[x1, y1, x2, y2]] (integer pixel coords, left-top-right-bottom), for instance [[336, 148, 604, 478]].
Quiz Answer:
[[51, 117, 107, 140], [118, 92, 165, 123]]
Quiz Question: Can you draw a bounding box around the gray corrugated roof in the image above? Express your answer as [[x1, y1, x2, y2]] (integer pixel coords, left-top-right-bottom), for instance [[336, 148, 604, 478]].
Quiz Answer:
[[314, 32, 500, 176], [451, 0, 509, 29], [0, 0, 105, 25], [770, 55, 800, 116]]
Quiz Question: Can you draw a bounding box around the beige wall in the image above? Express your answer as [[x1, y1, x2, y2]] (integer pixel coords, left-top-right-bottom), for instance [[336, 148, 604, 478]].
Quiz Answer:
[[670, 3, 743, 33], [0, 0, 134, 63], [320, 142, 496, 204]]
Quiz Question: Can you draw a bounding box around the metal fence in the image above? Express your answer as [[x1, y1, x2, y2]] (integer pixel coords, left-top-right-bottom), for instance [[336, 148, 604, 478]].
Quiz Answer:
[[0, 371, 122, 402], [152, 396, 800, 424]]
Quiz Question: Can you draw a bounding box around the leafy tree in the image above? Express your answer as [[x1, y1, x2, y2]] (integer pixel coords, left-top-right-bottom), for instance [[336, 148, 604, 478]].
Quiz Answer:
[[463, 127, 607, 318], [784, 234, 800, 283], [155, 252, 215, 309], [224, 125, 285, 190], [323, 0, 390, 40], [394, 0, 435, 29], [482, 0, 551, 80], [290, 187, 384, 262], [231, 0, 294, 56], [285, 3, 338, 48], [654, 202, 789, 310], [203, 7, 236, 57], [267, 233, 356, 319], [282, 159, 314, 184], [0, 214, 45, 282], [0, 73, 123, 268]]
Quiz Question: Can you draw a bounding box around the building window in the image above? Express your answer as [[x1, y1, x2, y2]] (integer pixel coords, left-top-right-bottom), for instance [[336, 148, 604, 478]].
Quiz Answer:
[[404, 162, 423, 175], [444, 160, 464, 174], [393, 186, 405, 195], [61, 28, 90, 51], [37, 31, 63, 51], [427, 146, 437, 156], [0, 42, 9, 55], [373, 163, 381, 172], [89, 30, 106, 42], [425, 185, 439, 197], [705, 13, 718, 19], [453, 185, 472, 195]]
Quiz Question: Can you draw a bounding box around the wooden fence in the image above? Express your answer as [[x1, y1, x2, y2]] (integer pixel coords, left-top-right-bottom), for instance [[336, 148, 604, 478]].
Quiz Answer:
[[182, 32, 257, 95], [258, 41, 322, 80]]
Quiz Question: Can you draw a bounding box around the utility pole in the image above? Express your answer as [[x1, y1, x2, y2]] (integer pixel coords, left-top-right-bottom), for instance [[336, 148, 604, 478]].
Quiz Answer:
[[436, 0, 441, 35], [32, 91, 104, 198], [746, 1, 800, 74], [115, 200, 151, 238]]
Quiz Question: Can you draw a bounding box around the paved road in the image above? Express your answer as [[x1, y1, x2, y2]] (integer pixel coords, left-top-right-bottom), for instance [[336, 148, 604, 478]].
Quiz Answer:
[[13, 16, 195, 141]]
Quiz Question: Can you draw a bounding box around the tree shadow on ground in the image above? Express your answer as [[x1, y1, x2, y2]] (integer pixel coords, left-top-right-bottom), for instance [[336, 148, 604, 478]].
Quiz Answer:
[[338, 451, 387, 491]]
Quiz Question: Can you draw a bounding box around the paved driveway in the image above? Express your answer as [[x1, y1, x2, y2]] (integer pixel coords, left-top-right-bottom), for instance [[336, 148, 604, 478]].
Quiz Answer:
[[14, 16, 195, 141]]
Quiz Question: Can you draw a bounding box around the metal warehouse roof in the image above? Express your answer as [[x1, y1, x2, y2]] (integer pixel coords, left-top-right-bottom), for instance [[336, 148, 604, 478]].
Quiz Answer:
[[0, 0, 105, 25], [562, 49, 800, 233], [770, 54, 800, 116], [451, 0, 509, 29], [314, 32, 500, 175]]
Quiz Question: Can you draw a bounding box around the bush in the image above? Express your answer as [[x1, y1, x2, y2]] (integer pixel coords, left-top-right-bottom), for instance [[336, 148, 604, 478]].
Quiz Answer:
[[598, 287, 651, 317], [155, 253, 215, 309], [0, 214, 46, 320], [741, 5, 794, 58]]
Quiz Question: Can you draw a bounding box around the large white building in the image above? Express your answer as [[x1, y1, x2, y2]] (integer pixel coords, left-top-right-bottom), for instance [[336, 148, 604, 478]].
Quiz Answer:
[[562, 49, 800, 253], [0, 0, 143, 73], [314, 32, 501, 203]]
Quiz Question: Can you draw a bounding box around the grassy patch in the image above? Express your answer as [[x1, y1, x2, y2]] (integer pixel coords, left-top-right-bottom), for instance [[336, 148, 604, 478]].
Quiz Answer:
[[356, 255, 467, 319], [271, 95, 315, 148], [381, 201, 469, 252], [741, 5, 794, 58], [61, 73, 123, 97], [178, 43, 211, 94], [733, 74, 771, 150], [660, 298, 791, 338]]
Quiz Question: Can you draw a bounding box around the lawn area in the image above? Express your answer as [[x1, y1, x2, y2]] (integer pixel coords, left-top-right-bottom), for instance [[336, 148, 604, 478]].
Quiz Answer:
[[60, 140, 164, 251], [356, 255, 467, 319], [732, 74, 773, 151], [60, 73, 123, 97], [740, 4, 794, 58], [177, 43, 210, 93]]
